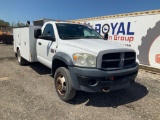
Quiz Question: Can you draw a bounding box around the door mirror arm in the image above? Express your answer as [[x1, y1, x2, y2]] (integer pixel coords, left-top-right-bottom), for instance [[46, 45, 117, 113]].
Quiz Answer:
[[39, 35, 56, 41], [104, 32, 108, 40]]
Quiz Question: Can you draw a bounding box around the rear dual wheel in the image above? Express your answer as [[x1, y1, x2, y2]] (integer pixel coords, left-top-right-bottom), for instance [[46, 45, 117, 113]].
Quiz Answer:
[[17, 49, 28, 65], [54, 67, 76, 101]]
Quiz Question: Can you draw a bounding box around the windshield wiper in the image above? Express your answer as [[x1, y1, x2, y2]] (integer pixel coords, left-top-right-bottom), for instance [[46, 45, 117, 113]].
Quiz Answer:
[[84, 36, 101, 39], [61, 36, 82, 40], [61, 35, 101, 40]]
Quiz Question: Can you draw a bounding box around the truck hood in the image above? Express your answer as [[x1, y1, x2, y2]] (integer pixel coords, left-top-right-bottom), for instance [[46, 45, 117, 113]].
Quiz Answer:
[[61, 39, 130, 54]]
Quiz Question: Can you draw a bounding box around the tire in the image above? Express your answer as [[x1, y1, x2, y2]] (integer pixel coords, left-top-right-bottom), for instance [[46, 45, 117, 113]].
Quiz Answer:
[[17, 49, 28, 65], [137, 20, 160, 65], [54, 67, 76, 101]]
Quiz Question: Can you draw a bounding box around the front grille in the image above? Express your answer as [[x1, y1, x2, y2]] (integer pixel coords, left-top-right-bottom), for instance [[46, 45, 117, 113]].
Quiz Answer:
[[101, 52, 136, 70]]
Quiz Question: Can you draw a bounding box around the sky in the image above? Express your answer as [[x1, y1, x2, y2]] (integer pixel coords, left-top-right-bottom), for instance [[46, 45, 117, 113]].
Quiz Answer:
[[0, 0, 160, 24]]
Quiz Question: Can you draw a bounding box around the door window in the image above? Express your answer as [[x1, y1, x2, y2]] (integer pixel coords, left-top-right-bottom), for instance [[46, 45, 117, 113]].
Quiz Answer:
[[42, 24, 55, 37]]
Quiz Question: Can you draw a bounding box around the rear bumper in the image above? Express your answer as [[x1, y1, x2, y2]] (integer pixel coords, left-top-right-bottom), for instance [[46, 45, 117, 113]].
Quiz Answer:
[[69, 63, 138, 92]]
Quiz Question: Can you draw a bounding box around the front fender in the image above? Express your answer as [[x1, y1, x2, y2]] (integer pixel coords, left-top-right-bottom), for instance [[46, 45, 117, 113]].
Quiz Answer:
[[52, 52, 73, 66], [51, 52, 73, 76]]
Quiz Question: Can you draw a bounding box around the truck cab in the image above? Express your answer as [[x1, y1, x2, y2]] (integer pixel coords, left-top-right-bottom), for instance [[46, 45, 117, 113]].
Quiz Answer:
[[35, 21, 103, 68]]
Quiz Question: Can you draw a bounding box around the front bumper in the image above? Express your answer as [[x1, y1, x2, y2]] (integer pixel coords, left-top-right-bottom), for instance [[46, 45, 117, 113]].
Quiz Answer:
[[68, 63, 138, 92]]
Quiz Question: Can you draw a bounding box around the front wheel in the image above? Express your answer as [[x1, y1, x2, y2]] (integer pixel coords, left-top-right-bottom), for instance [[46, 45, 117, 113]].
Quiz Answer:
[[54, 67, 76, 101]]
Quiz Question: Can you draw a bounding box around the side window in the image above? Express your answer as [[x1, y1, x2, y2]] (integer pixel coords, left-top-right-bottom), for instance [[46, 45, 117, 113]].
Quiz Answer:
[[42, 24, 55, 37]]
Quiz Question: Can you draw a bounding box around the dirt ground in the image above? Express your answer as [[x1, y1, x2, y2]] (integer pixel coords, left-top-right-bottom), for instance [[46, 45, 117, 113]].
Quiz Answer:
[[0, 44, 160, 120]]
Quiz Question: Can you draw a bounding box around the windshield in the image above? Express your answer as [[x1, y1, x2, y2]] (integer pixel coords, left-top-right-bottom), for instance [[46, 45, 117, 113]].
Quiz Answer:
[[56, 23, 102, 40]]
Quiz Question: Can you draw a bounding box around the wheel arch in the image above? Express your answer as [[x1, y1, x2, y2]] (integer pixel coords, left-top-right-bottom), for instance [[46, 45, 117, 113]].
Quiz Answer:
[[51, 52, 73, 76]]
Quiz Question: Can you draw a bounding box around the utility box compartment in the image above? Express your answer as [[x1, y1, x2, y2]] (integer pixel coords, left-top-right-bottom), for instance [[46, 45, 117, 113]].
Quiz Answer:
[[13, 26, 41, 62]]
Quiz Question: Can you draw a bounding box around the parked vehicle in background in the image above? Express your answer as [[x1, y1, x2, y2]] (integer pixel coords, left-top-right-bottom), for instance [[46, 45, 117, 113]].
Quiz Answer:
[[0, 25, 13, 44]]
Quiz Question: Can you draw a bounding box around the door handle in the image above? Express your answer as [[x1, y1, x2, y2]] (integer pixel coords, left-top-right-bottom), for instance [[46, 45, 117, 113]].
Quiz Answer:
[[51, 49, 54, 53], [38, 42, 41, 45]]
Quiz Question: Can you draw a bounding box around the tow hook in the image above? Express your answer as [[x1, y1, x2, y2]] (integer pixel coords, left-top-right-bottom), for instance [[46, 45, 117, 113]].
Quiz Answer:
[[102, 87, 110, 92]]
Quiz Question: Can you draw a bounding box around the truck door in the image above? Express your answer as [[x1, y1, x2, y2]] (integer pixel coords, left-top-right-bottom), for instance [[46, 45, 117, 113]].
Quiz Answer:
[[36, 23, 57, 68]]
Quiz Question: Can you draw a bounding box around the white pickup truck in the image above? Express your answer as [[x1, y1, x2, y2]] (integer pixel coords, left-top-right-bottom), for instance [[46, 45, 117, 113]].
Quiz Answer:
[[13, 19, 138, 101]]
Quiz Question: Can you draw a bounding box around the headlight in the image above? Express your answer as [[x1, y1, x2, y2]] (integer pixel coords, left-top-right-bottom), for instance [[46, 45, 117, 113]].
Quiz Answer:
[[73, 53, 96, 67]]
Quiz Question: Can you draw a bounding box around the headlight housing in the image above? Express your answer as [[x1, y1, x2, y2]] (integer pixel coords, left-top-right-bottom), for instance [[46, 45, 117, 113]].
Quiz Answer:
[[73, 53, 96, 67]]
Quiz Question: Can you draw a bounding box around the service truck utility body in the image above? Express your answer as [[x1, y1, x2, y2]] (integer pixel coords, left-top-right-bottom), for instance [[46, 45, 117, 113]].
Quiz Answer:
[[14, 20, 138, 101], [14, 26, 41, 62]]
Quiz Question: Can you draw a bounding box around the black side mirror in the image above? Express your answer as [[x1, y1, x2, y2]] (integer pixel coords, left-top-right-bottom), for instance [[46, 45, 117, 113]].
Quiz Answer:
[[104, 33, 108, 40], [34, 29, 42, 38], [26, 21, 30, 26]]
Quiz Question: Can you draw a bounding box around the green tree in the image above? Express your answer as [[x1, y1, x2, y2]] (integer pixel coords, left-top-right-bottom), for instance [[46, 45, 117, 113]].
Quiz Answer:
[[0, 19, 10, 27]]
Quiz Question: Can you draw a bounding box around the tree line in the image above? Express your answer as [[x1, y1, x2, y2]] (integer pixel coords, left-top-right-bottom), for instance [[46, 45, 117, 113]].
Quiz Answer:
[[0, 19, 10, 27], [0, 19, 27, 27]]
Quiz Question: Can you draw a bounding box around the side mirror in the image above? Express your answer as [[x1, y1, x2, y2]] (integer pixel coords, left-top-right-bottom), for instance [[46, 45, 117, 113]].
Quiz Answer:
[[34, 29, 42, 38], [26, 21, 30, 26], [104, 32, 108, 40]]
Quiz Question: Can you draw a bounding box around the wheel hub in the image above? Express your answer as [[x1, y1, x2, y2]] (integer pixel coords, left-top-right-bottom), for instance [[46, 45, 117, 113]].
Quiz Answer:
[[56, 74, 66, 95]]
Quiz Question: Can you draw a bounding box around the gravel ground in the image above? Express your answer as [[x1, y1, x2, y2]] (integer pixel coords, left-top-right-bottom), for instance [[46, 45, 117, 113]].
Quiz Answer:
[[0, 45, 160, 120]]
